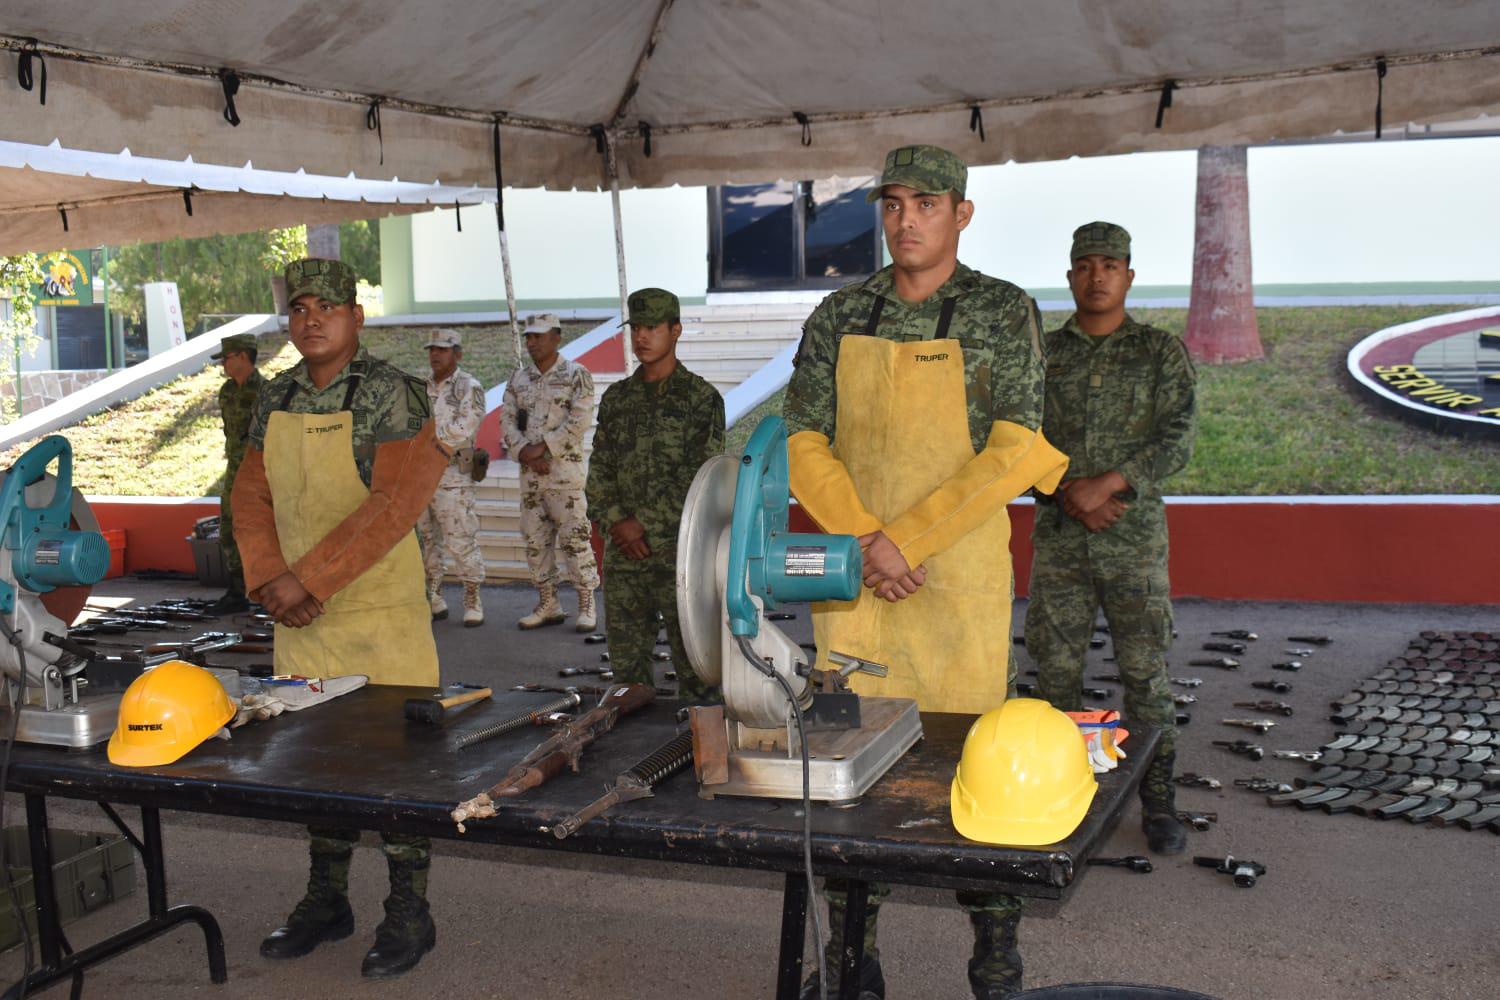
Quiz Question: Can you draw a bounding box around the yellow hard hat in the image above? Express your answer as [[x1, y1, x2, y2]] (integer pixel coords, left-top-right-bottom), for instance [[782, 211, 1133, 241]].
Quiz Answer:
[[108, 661, 236, 768], [950, 698, 1098, 846]]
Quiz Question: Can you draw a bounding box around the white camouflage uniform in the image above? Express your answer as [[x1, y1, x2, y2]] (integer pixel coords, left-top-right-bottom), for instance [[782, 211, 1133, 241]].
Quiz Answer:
[[417, 364, 488, 585], [500, 356, 600, 595]]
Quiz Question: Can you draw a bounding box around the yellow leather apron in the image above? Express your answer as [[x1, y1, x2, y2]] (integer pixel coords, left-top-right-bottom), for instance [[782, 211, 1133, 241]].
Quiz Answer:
[[263, 384, 439, 686], [811, 317, 1015, 715]]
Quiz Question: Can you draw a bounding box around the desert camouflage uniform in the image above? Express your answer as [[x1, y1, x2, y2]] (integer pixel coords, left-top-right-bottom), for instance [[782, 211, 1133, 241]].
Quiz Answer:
[[246, 342, 434, 872], [417, 366, 487, 585], [784, 145, 1041, 998], [586, 363, 723, 701], [501, 357, 600, 595], [218, 368, 264, 597], [1027, 312, 1197, 814]]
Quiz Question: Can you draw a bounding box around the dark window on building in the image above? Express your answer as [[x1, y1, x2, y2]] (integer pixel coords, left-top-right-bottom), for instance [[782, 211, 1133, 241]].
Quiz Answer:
[[54, 306, 107, 370], [709, 179, 879, 291]]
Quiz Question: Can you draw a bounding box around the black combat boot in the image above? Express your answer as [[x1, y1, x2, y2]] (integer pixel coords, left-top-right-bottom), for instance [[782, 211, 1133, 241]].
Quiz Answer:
[[361, 854, 436, 979], [1140, 749, 1188, 855], [968, 910, 1023, 999], [798, 889, 886, 1000], [260, 842, 354, 959], [207, 588, 250, 616]]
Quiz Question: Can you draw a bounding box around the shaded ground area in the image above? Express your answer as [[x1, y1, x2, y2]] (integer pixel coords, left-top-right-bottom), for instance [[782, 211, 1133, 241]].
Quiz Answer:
[[2, 580, 1497, 999], [727, 305, 1500, 494]]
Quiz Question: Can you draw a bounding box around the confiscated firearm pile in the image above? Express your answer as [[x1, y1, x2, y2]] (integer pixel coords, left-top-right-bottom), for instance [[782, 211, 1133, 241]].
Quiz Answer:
[[1265, 631, 1500, 829], [451, 684, 664, 832]]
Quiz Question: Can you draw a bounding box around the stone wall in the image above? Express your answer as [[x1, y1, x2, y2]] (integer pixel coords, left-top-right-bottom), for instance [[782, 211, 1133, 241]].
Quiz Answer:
[[0, 370, 114, 415]]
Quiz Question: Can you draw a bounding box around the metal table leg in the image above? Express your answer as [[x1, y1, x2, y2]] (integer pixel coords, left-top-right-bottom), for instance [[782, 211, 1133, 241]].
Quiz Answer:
[[837, 881, 870, 1000], [774, 871, 810, 999], [2, 798, 228, 1000]]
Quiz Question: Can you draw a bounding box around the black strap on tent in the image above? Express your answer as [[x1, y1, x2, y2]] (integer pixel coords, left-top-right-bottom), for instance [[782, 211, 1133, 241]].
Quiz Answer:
[[969, 105, 985, 143], [1154, 79, 1177, 129], [57, 205, 68, 233], [219, 69, 241, 126], [590, 124, 607, 155], [794, 112, 812, 147], [1374, 57, 1388, 139], [639, 121, 653, 158], [18, 39, 46, 106], [182, 188, 194, 217], [454, 200, 462, 232], [492, 119, 506, 233], [366, 98, 385, 165]]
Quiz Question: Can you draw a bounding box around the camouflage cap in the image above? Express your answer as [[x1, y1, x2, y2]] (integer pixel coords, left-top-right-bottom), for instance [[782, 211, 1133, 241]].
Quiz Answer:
[[522, 312, 562, 335], [625, 288, 680, 326], [1070, 222, 1132, 262], [284, 258, 358, 306], [210, 333, 258, 360], [866, 145, 968, 202], [426, 328, 462, 349]]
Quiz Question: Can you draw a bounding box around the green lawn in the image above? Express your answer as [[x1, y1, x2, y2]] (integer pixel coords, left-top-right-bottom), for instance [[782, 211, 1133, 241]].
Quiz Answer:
[[0, 322, 593, 497], [6, 307, 1497, 497], [726, 305, 1500, 495]]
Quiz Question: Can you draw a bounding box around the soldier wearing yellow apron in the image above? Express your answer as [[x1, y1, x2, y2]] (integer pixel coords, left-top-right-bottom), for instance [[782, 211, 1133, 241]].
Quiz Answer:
[[231, 258, 450, 980], [784, 146, 1068, 1000]]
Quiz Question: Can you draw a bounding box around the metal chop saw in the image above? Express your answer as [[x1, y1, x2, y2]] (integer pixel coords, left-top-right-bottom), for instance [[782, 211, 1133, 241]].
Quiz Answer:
[[676, 416, 922, 803], [0, 436, 114, 748]]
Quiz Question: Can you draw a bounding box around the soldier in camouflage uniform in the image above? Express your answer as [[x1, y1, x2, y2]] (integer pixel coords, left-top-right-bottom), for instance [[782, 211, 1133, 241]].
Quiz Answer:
[[586, 289, 723, 701], [210, 332, 264, 614], [1027, 222, 1198, 856], [501, 313, 601, 632], [417, 328, 489, 626], [232, 259, 449, 979], [786, 146, 1068, 1000]]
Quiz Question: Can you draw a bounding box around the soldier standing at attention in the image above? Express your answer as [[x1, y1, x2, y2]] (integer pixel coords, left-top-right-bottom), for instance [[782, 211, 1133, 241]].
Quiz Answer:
[[783, 145, 1068, 999], [231, 258, 450, 979], [586, 289, 723, 700], [501, 313, 600, 631], [418, 328, 489, 626], [1027, 222, 1197, 855], [210, 332, 264, 615]]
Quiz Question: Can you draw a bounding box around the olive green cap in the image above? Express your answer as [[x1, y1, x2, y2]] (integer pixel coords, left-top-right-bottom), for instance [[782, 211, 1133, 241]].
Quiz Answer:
[[866, 145, 968, 202], [284, 258, 358, 306], [625, 288, 680, 326], [1070, 222, 1132, 261], [210, 333, 258, 360]]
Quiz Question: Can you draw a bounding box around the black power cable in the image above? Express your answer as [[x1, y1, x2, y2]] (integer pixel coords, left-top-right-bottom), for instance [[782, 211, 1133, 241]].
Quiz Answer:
[[736, 634, 826, 1000]]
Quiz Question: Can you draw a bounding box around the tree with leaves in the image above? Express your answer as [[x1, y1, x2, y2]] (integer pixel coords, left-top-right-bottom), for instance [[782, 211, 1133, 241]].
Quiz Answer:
[[1, 253, 48, 421]]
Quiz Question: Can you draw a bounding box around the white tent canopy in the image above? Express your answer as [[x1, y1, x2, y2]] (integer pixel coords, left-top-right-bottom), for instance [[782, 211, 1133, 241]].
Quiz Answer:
[[0, 141, 491, 256], [2, 1, 1497, 193]]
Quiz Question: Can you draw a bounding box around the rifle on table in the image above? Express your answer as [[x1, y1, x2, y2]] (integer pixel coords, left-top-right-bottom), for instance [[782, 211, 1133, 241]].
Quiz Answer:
[[450, 683, 656, 832], [546, 729, 695, 840]]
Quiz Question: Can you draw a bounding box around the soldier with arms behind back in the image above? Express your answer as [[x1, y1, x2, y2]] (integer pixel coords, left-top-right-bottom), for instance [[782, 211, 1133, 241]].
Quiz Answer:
[[210, 332, 264, 614], [585, 289, 723, 700], [501, 313, 601, 631], [418, 328, 489, 626], [1026, 222, 1198, 856]]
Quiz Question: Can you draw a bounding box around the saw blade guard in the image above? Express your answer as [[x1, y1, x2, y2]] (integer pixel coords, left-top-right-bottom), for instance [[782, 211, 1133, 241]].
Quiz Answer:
[[677, 416, 861, 730]]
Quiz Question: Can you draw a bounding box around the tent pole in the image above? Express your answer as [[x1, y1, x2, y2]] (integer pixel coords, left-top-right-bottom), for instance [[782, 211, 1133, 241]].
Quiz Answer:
[[498, 224, 523, 368], [605, 131, 634, 374]]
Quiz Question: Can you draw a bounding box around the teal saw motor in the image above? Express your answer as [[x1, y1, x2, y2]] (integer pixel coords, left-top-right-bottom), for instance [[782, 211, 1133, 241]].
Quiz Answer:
[[676, 416, 922, 803], [0, 436, 114, 746]]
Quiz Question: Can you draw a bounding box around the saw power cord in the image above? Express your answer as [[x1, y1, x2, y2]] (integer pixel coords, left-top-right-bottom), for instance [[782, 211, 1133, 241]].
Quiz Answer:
[[0, 613, 36, 1000], [736, 635, 827, 1000]]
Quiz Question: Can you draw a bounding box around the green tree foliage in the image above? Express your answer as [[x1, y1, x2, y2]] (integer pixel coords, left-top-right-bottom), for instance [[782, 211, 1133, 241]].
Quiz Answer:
[[338, 219, 381, 283], [109, 227, 309, 333], [1, 252, 48, 421]]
